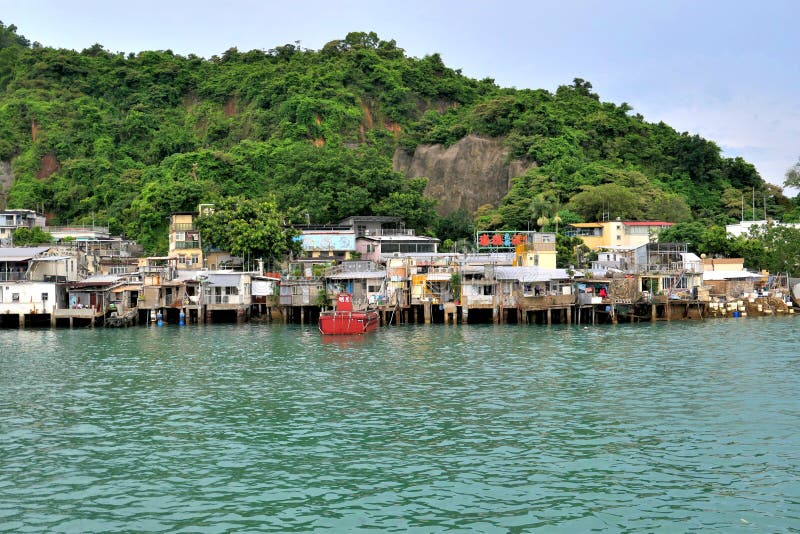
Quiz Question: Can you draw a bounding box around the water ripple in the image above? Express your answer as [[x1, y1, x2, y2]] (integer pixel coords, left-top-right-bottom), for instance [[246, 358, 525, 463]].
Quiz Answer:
[[1, 319, 799, 531]]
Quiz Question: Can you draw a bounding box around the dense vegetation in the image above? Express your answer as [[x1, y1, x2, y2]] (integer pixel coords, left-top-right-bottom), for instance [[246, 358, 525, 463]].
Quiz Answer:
[[1, 21, 798, 269]]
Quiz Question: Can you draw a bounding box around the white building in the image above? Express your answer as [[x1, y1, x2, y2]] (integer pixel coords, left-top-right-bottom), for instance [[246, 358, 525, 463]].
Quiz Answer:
[[0, 209, 47, 246], [726, 220, 800, 237]]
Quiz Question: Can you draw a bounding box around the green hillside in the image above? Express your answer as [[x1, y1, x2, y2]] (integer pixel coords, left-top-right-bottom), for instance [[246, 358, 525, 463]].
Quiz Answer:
[[0, 22, 796, 255]]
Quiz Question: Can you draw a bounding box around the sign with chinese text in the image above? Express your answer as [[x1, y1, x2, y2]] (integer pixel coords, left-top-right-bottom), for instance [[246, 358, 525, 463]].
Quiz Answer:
[[475, 231, 549, 250]]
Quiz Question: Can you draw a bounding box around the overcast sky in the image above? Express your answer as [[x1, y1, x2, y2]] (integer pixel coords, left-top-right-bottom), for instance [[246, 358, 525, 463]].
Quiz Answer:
[[2, 0, 797, 191]]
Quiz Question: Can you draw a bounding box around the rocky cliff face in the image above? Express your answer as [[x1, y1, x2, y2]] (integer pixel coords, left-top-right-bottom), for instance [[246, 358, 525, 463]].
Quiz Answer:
[[393, 135, 533, 216], [0, 161, 12, 210]]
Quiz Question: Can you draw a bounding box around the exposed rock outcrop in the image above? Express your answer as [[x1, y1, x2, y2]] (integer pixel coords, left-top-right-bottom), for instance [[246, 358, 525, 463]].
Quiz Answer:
[[393, 135, 534, 216], [36, 154, 59, 179], [0, 161, 12, 210]]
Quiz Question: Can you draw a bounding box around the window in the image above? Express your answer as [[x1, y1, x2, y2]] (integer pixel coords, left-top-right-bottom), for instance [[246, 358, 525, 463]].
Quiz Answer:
[[12, 293, 19, 302], [42, 292, 49, 302]]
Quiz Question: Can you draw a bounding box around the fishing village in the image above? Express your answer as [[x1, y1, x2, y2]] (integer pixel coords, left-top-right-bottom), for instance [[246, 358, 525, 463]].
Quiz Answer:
[[1, 208, 797, 330], [4, 14, 800, 531]]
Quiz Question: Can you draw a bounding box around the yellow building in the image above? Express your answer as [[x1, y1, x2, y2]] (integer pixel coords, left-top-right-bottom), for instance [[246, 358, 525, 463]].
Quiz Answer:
[[568, 220, 674, 250], [168, 213, 203, 269], [513, 237, 557, 269]]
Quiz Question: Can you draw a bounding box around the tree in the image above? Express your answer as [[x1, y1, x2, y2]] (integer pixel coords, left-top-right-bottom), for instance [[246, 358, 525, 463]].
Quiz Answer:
[[436, 208, 475, 243], [567, 183, 644, 221], [785, 158, 800, 190], [646, 192, 692, 222], [195, 196, 302, 264], [657, 222, 707, 250], [749, 223, 800, 276], [12, 226, 53, 245], [373, 177, 438, 234]]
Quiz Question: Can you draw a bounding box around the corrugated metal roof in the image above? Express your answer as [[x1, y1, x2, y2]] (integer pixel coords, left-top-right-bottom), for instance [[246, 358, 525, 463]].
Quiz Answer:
[[494, 267, 579, 283], [597, 245, 640, 251], [360, 235, 440, 242], [30, 256, 72, 262], [624, 221, 674, 226], [328, 271, 387, 280], [0, 246, 51, 262], [703, 270, 762, 281]]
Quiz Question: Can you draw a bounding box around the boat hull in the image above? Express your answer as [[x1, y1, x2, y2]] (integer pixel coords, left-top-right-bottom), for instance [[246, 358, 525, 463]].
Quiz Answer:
[[319, 310, 380, 335]]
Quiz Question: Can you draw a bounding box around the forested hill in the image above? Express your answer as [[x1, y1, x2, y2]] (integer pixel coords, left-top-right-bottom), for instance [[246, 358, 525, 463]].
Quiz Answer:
[[0, 22, 795, 253]]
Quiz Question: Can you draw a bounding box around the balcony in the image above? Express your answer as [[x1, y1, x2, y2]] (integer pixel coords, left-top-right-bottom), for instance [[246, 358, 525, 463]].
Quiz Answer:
[[204, 294, 248, 305], [170, 223, 196, 232], [173, 241, 200, 249]]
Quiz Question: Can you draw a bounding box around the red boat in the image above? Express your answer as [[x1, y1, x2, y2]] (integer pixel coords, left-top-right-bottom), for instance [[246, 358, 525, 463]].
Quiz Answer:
[[319, 293, 380, 335]]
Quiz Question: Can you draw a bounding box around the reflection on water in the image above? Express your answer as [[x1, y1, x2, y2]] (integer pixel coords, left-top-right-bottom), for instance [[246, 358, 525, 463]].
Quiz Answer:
[[1, 319, 799, 531]]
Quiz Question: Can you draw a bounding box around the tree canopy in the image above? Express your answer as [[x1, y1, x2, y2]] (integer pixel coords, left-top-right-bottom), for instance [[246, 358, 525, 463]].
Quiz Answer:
[[11, 226, 52, 246], [0, 23, 793, 255], [194, 196, 302, 264]]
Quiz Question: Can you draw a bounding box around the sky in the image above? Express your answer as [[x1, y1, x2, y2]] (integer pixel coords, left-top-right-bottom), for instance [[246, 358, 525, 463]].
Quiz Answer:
[[1, 0, 798, 191]]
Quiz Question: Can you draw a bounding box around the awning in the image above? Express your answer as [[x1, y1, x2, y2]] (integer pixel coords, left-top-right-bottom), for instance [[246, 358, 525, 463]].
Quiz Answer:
[[112, 284, 141, 293]]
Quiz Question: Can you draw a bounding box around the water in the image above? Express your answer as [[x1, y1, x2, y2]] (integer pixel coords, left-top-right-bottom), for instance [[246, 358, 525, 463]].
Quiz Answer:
[[1, 319, 799, 532]]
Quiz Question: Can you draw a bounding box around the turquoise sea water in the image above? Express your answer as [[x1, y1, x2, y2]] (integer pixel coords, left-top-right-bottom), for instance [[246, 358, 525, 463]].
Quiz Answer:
[[1, 318, 799, 532]]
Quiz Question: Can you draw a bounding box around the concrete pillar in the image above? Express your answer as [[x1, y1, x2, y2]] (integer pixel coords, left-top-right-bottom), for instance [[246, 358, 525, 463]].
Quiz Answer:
[[567, 307, 572, 325], [19, 314, 25, 329], [652, 304, 657, 321], [462, 307, 469, 324], [424, 302, 431, 324], [546, 308, 551, 325]]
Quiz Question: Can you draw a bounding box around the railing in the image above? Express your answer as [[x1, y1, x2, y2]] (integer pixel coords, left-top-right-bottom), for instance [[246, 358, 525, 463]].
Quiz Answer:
[[520, 242, 557, 252], [204, 295, 248, 305], [374, 229, 415, 236], [45, 226, 109, 234], [0, 272, 26, 281], [170, 223, 196, 232], [519, 294, 577, 309], [173, 241, 200, 249]]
